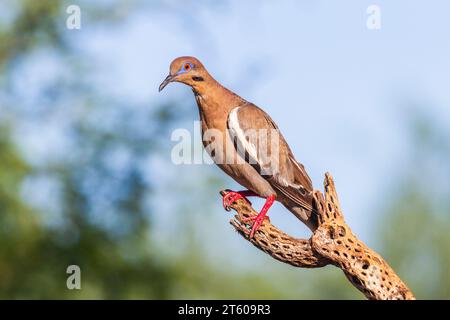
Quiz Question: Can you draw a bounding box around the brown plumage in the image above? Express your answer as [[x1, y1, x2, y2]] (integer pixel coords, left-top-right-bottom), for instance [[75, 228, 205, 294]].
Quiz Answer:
[[159, 56, 317, 236]]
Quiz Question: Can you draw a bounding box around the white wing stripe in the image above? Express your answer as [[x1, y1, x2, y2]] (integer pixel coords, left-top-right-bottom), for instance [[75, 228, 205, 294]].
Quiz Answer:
[[228, 107, 259, 164]]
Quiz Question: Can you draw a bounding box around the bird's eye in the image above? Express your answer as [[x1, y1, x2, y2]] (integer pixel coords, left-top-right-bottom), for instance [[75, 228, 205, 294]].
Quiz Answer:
[[184, 63, 191, 71]]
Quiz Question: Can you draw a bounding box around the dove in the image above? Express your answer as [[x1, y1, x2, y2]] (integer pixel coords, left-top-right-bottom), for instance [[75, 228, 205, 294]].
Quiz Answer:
[[159, 57, 316, 238]]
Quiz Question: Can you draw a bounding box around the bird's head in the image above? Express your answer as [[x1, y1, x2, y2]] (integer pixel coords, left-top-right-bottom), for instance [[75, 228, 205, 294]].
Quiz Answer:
[[159, 56, 209, 92]]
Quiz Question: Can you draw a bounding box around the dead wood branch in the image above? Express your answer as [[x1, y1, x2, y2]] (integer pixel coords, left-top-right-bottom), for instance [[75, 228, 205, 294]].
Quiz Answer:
[[221, 173, 415, 300]]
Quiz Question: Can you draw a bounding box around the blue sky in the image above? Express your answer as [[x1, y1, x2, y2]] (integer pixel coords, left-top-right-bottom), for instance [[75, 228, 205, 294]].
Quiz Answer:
[[71, 0, 450, 243], [8, 1, 450, 270]]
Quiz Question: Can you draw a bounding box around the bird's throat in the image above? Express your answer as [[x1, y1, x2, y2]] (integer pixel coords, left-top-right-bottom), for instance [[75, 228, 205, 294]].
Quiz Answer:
[[192, 80, 245, 114]]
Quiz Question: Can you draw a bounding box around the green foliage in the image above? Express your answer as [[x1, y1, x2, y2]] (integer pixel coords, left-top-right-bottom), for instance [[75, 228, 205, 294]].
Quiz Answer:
[[0, 0, 179, 299]]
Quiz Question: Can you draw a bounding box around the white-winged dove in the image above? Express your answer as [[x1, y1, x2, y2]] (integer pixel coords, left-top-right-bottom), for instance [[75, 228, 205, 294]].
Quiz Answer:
[[159, 57, 316, 238]]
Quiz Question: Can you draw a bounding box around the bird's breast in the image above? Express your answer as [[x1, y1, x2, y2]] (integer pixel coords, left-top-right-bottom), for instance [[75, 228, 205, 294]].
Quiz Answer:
[[195, 93, 228, 132]]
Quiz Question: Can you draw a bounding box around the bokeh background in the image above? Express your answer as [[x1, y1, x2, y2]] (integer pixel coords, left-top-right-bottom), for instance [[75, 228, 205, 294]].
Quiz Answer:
[[0, 0, 449, 299]]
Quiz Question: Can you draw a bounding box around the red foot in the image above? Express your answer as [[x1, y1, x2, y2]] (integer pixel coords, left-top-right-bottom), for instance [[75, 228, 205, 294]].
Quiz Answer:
[[243, 195, 276, 239], [222, 190, 253, 211]]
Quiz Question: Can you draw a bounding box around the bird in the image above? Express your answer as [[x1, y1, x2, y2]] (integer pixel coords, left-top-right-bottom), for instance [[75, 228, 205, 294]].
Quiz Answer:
[[159, 56, 317, 238]]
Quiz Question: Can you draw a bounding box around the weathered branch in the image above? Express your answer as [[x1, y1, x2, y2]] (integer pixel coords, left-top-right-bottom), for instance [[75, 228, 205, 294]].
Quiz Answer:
[[221, 173, 415, 300]]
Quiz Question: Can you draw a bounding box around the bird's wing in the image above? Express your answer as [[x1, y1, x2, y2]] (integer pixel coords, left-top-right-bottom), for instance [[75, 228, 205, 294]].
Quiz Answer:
[[227, 103, 313, 212]]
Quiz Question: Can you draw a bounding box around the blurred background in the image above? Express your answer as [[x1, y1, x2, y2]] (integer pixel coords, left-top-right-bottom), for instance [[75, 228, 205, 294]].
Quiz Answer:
[[0, 0, 449, 299]]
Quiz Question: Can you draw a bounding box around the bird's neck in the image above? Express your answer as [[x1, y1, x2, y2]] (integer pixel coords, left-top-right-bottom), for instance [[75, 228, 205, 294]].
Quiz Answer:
[[191, 76, 247, 115]]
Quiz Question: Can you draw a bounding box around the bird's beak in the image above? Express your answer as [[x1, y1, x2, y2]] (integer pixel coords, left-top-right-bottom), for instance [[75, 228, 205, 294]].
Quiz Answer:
[[158, 74, 175, 92]]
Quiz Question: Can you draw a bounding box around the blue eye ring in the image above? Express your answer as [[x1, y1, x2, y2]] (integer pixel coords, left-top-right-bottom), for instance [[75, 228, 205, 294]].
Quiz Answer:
[[180, 62, 193, 73]]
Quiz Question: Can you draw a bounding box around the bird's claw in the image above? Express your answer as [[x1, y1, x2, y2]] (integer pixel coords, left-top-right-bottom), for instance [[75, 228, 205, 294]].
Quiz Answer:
[[242, 215, 270, 239], [222, 191, 252, 211]]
